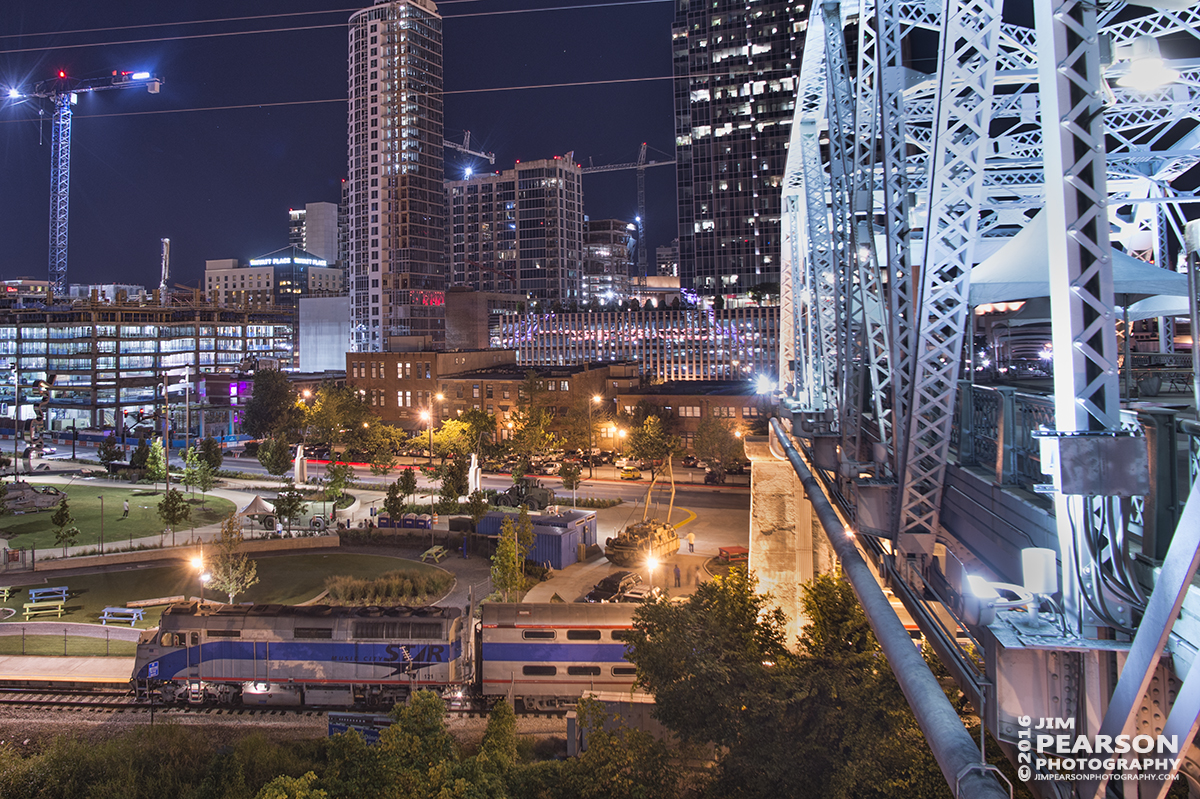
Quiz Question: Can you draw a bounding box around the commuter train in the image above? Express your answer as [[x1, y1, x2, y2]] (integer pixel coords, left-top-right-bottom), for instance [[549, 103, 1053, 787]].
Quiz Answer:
[[132, 601, 638, 710]]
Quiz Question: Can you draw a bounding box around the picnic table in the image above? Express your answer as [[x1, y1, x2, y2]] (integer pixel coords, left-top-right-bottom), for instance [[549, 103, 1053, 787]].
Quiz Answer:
[[421, 545, 448, 563], [0, 586, 15, 601], [28, 586, 68, 603], [100, 607, 145, 626], [23, 600, 66, 619], [718, 546, 749, 564]]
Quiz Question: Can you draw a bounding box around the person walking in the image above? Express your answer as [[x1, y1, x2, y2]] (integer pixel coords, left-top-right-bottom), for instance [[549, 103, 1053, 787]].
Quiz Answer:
[[686, 531, 695, 553], [674, 563, 681, 588], [122, 499, 129, 518]]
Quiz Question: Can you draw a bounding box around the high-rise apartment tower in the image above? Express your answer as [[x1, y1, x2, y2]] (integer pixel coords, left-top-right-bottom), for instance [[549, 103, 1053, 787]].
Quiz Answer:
[[349, 0, 446, 352], [446, 155, 584, 303], [672, 0, 805, 296]]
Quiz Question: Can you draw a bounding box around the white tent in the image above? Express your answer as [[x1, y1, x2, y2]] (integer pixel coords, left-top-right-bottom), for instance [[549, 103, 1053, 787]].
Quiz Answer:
[[970, 212, 1189, 305], [238, 495, 274, 516]]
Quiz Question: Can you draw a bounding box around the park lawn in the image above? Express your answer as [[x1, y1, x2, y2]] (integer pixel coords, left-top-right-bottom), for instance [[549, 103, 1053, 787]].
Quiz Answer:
[[0, 486, 234, 551], [0, 635, 136, 657], [0, 553, 448, 629]]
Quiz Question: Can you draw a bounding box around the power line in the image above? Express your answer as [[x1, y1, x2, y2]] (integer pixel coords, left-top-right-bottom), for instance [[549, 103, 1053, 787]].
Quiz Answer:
[[0, 76, 678, 125], [0, 0, 672, 56]]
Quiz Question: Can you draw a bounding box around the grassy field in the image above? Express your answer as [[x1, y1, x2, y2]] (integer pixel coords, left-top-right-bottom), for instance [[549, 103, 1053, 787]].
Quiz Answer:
[[0, 485, 235, 551], [0, 553, 448, 632], [0, 635, 137, 657]]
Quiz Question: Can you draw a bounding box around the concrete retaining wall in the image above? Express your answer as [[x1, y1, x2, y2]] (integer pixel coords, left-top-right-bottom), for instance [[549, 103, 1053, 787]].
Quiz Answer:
[[28, 534, 341, 573]]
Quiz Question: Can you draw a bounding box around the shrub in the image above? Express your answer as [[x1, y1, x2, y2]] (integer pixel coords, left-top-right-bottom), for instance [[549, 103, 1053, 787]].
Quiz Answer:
[[324, 569, 453, 604]]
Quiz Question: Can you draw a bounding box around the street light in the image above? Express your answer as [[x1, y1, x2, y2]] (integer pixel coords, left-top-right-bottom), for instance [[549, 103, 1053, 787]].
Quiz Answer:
[[588, 394, 602, 479], [191, 552, 210, 612], [97, 496, 105, 555], [421, 410, 433, 465]]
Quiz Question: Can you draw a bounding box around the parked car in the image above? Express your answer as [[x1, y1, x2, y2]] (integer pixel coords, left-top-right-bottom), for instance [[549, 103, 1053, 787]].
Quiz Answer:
[[704, 470, 725, 485], [619, 466, 642, 480], [541, 461, 561, 475], [680, 455, 698, 468], [583, 571, 643, 603], [39, 446, 57, 455], [617, 585, 663, 603]]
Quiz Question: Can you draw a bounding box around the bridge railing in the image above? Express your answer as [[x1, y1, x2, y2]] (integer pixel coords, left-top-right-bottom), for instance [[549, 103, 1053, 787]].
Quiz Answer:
[[951, 382, 1054, 490]]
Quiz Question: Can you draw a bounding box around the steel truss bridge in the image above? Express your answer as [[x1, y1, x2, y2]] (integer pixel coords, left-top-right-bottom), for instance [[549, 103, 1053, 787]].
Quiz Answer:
[[770, 0, 1200, 795]]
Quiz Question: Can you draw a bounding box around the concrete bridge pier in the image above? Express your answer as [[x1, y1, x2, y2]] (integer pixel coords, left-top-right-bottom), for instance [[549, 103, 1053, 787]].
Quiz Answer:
[[745, 430, 837, 648]]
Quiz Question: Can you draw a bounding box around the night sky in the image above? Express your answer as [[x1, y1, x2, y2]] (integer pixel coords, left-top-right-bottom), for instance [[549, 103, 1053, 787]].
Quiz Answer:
[[0, 0, 677, 289]]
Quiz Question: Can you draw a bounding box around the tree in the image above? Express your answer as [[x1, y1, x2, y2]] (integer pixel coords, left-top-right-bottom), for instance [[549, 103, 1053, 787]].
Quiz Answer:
[[364, 425, 397, 476], [194, 461, 216, 504], [477, 698, 517, 772], [628, 415, 681, 520], [625, 569, 949, 799], [257, 437, 294, 478], [514, 505, 535, 575], [559, 462, 583, 506], [305, 384, 372, 449], [145, 439, 167, 490], [242, 369, 304, 440], [97, 433, 122, 466], [272, 482, 309, 535], [157, 488, 190, 543], [128, 437, 150, 469], [491, 514, 523, 601], [198, 436, 224, 472], [692, 417, 746, 483], [208, 513, 260, 604], [396, 467, 418, 507], [459, 408, 498, 455], [384, 480, 406, 521], [181, 447, 201, 496], [255, 772, 327, 799], [51, 497, 77, 556], [324, 461, 354, 501], [464, 490, 490, 530]]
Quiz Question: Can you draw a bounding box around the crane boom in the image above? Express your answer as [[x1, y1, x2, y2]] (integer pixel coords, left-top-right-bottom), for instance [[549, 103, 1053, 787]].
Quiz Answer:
[[580, 146, 676, 275], [444, 129, 495, 164], [21, 71, 163, 296]]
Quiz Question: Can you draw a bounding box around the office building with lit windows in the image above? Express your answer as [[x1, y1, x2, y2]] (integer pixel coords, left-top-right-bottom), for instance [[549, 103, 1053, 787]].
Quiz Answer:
[[582, 218, 635, 304], [672, 0, 805, 296], [204, 247, 345, 309], [348, 0, 447, 352], [447, 155, 585, 303]]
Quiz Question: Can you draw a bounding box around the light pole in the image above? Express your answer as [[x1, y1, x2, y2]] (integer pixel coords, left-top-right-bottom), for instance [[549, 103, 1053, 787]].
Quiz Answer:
[[97, 495, 104, 555], [191, 552, 210, 612], [421, 410, 433, 465], [588, 395, 601, 479]]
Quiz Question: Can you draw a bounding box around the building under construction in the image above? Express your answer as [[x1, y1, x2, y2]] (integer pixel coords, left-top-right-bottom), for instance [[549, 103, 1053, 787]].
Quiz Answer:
[[0, 292, 291, 441]]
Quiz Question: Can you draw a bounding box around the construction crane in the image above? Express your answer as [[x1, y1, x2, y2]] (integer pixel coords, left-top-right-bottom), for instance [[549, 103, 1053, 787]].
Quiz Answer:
[[7, 70, 163, 297], [444, 130, 495, 165], [581, 144, 675, 275], [159, 238, 171, 305]]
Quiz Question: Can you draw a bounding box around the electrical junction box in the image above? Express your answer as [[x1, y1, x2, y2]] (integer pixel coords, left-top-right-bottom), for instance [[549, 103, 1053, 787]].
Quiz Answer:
[[1036, 432, 1149, 497]]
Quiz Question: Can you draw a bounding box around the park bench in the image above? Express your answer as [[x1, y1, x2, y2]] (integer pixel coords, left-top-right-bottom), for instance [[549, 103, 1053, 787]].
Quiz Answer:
[[28, 586, 68, 603], [0, 586, 15, 601], [100, 607, 145, 626], [421, 545, 447, 563], [23, 600, 66, 619]]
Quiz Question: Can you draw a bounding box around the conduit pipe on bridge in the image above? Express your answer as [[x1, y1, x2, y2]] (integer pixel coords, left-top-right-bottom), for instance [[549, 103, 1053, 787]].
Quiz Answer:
[[768, 417, 1009, 799]]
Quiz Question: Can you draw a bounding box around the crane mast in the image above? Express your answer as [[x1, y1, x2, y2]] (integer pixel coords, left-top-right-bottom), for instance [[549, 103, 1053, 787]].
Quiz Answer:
[[20, 71, 163, 296]]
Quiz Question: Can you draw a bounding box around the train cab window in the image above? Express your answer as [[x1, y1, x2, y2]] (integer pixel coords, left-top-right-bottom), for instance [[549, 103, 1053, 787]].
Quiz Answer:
[[522, 630, 556, 640], [190, 632, 200, 646], [612, 666, 637, 676], [523, 666, 557, 676], [567, 665, 602, 676], [566, 630, 601, 640]]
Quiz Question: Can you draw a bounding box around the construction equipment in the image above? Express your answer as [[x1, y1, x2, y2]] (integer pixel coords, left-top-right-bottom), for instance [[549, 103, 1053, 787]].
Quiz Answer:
[[444, 129, 495, 165], [604, 519, 679, 567], [159, 238, 171, 304], [7, 70, 162, 296], [581, 144, 675, 275], [493, 475, 556, 511]]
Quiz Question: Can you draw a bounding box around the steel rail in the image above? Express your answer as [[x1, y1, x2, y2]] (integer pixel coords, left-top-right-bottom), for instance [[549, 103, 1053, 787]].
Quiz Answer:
[[769, 417, 1008, 799]]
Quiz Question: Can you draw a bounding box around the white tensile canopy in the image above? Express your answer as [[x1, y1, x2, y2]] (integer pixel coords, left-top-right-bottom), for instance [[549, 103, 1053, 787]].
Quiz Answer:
[[969, 212, 1190, 305], [238, 495, 274, 516]]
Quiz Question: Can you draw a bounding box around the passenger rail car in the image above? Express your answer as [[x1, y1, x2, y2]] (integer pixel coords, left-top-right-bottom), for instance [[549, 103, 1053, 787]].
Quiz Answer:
[[479, 603, 637, 711], [132, 603, 463, 708]]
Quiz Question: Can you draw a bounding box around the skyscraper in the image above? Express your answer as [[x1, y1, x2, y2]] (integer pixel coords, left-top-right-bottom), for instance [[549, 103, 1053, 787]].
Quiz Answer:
[[672, 0, 805, 297], [349, 0, 446, 352], [446, 155, 584, 303], [288, 201, 343, 265]]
